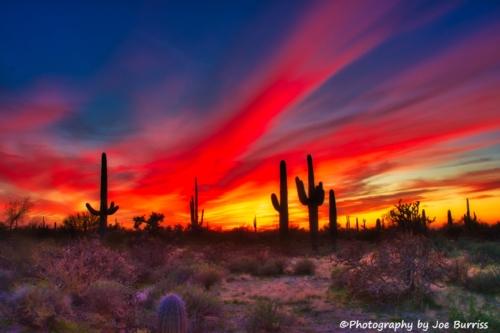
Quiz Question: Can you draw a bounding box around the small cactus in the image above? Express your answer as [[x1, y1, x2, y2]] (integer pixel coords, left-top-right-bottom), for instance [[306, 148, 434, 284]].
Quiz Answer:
[[447, 209, 453, 225], [158, 293, 188, 333]]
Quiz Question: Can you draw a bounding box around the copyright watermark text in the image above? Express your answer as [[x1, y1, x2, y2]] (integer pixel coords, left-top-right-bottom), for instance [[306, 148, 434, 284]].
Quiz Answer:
[[339, 320, 489, 331]]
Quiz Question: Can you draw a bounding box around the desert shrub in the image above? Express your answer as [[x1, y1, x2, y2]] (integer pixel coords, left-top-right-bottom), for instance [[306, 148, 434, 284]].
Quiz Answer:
[[336, 240, 372, 261], [201, 242, 231, 265], [293, 258, 316, 275], [127, 236, 171, 281], [166, 263, 201, 285], [448, 294, 500, 332], [83, 280, 131, 318], [244, 300, 287, 332], [0, 268, 16, 292], [257, 260, 280, 276], [256, 257, 289, 276], [330, 267, 349, 289], [441, 259, 473, 287], [1, 283, 73, 330], [144, 278, 177, 310], [173, 285, 224, 333], [193, 266, 224, 290], [334, 233, 446, 302], [465, 242, 500, 268], [227, 256, 259, 275], [429, 233, 458, 257], [467, 267, 500, 293], [35, 237, 135, 296]]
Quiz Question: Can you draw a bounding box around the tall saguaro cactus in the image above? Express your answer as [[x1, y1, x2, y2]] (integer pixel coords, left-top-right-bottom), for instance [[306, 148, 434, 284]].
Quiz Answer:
[[296, 154, 325, 251], [329, 189, 337, 251], [86, 153, 119, 241], [271, 160, 289, 238], [190, 177, 204, 231]]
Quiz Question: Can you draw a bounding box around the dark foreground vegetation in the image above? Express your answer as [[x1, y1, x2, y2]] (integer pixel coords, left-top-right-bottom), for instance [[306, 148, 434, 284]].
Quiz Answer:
[[1, 220, 500, 333]]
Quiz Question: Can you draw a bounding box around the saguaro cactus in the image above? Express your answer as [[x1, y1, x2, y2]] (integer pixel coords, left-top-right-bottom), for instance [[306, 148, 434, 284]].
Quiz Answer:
[[296, 154, 325, 251], [157, 293, 188, 333], [447, 210, 453, 225], [189, 177, 204, 231], [86, 153, 119, 241], [329, 189, 337, 251], [271, 160, 289, 238]]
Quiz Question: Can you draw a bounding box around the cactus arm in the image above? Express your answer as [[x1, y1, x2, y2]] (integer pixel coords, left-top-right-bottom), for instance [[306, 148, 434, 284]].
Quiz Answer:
[[86, 203, 100, 216], [107, 202, 119, 215], [315, 182, 325, 205], [295, 177, 309, 205], [200, 209, 204, 226], [271, 193, 281, 211]]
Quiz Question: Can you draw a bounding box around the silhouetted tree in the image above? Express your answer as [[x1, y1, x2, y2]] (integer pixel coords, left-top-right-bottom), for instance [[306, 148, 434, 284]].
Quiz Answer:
[[133, 212, 165, 233], [389, 200, 435, 234], [62, 211, 99, 232], [2, 196, 36, 230]]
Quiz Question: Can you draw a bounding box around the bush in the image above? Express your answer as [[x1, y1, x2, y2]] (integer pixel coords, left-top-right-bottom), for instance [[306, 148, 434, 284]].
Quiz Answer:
[[174, 285, 224, 333], [334, 234, 446, 302], [193, 266, 224, 290], [245, 300, 287, 332], [467, 267, 500, 293], [35, 237, 135, 296], [293, 258, 316, 275], [83, 280, 131, 318], [466, 242, 500, 268], [1, 283, 73, 330], [257, 257, 289, 276], [448, 294, 500, 332], [227, 256, 259, 275], [127, 236, 171, 282]]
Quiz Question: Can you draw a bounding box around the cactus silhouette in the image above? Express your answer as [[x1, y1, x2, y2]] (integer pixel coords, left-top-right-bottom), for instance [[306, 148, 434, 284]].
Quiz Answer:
[[86, 153, 119, 241], [447, 209, 453, 225], [271, 160, 289, 238], [157, 293, 188, 333], [376, 218, 381, 232], [422, 209, 427, 234], [189, 177, 204, 231], [296, 154, 324, 251], [329, 189, 337, 251]]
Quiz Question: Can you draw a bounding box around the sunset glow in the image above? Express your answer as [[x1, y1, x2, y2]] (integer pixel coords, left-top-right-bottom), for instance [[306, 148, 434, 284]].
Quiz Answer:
[[1, 1, 499, 230]]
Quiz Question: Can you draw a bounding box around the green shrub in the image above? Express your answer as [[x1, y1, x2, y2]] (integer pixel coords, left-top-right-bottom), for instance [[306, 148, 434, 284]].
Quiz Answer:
[[166, 263, 200, 285], [35, 237, 135, 296], [193, 266, 224, 290], [466, 242, 500, 268], [448, 295, 500, 332], [467, 267, 500, 293], [245, 300, 287, 332], [2, 283, 73, 330], [293, 258, 316, 275], [173, 285, 224, 333], [255, 257, 289, 276], [227, 256, 259, 275], [83, 280, 130, 317]]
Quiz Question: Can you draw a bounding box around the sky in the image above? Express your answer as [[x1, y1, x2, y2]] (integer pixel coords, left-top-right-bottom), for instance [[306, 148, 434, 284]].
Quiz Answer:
[[1, 0, 499, 230]]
